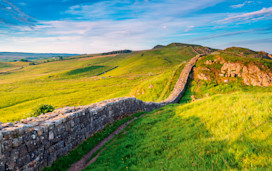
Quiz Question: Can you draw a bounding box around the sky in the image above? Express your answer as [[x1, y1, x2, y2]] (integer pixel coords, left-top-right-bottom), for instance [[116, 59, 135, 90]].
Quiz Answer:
[[0, 0, 271, 53]]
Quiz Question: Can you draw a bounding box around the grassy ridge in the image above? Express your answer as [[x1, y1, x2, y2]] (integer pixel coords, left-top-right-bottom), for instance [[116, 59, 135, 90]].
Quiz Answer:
[[0, 44, 205, 122], [85, 91, 272, 170], [130, 62, 186, 102]]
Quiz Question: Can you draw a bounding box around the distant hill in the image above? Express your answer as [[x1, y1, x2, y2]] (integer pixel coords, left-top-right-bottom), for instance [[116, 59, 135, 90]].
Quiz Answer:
[[223, 47, 272, 59], [0, 52, 80, 62], [153, 45, 165, 49], [101, 50, 132, 55]]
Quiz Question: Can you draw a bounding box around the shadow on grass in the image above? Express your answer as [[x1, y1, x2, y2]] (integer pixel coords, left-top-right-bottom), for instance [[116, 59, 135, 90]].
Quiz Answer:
[[84, 104, 271, 170]]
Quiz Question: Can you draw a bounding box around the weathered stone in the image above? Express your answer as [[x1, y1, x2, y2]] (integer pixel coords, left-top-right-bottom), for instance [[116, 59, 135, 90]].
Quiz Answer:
[[204, 60, 213, 65], [197, 73, 211, 81], [48, 131, 54, 140], [12, 137, 23, 148]]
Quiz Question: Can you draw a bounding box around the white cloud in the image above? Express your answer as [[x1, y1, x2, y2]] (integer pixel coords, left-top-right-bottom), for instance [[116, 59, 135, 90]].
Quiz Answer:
[[231, 1, 252, 8], [219, 7, 272, 23], [0, 0, 228, 53], [185, 25, 195, 32], [0, 17, 209, 53]]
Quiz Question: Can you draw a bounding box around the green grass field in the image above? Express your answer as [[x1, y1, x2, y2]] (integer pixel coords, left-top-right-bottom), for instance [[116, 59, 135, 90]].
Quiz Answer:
[[0, 44, 206, 122], [85, 91, 272, 170], [40, 45, 272, 170], [83, 49, 272, 170]]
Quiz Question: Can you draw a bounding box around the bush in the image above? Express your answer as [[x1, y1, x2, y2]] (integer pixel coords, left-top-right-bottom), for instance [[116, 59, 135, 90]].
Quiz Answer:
[[29, 104, 55, 117]]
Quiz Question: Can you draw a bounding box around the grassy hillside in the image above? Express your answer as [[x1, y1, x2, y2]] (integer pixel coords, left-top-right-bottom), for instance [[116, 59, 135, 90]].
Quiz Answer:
[[42, 46, 272, 170], [0, 43, 212, 122], [82, 47, 272, 170], [85, 91, 272, 170]]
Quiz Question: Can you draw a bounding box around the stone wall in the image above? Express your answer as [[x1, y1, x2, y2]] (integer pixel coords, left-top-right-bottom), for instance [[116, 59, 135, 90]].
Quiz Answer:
[[0, 54, 201, 171], [163, 55, 202, 103]]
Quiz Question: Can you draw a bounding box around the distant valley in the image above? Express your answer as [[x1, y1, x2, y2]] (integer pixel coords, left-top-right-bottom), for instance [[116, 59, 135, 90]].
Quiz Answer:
[[0, 52, 80, 62]]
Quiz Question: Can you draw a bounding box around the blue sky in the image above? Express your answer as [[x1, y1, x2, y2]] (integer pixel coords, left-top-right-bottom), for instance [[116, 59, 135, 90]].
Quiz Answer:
[[0, 0, 271, 53]]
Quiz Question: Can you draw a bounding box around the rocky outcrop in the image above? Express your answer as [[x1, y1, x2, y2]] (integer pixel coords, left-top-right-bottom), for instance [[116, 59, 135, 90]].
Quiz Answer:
[[0, 54, 202, 171], [220, 62, 272, 87], [197, 73, 211, 81], [221, 62, 242, 77], [242, 64, 272, 86]]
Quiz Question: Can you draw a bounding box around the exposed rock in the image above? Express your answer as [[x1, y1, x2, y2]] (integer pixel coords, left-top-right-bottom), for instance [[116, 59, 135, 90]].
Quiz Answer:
[[197, 73, 211, 81], [204, 60, 213, 65], [198, 67, 210, 71], [242, 64, 272, 86], [191, 95, 196, 101], [221, 62, 242, 77], [219, 62, 271, 87]]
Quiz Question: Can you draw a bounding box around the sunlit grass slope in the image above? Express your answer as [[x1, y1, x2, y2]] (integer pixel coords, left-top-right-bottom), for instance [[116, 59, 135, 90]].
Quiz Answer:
[[0, 43, 210, 122], [85, 91, 272, 170]]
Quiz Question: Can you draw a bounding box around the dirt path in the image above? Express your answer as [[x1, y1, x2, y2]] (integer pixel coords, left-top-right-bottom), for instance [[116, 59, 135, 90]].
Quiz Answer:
[[68, 114, 145, 171]]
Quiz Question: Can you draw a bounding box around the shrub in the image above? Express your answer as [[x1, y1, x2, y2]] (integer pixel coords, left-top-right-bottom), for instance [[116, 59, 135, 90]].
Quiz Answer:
[[29, 104, 55, 117]]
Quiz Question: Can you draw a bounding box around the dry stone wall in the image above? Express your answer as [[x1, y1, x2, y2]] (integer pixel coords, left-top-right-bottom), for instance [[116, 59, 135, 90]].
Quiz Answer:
[[163, 55, 201, 103], [0, 54, 201, 171]]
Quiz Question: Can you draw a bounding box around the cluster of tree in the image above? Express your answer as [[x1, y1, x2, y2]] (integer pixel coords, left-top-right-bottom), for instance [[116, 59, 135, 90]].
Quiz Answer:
[[28, 56, 64, 65], [102, 50, 132, 55], [19, 58, 29, 62]]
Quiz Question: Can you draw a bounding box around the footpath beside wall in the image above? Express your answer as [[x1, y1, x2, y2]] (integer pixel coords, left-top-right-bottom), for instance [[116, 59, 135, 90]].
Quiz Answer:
[[0, 54, 202, 171]]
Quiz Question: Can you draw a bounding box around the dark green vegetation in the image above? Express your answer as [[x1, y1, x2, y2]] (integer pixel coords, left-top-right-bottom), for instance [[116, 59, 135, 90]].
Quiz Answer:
[[43, 112, 145, 171], [29, 104, 55, 117], [0, 43, 213, 122], [101, 49, 132, 55]]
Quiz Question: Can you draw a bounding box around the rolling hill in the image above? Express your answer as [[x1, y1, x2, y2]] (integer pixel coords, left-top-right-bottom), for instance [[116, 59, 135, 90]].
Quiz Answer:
[[84, 47, 272, 170], [0, 43, 213, 122], [44, 45, 272, 171], [1, 43, 272, 170]]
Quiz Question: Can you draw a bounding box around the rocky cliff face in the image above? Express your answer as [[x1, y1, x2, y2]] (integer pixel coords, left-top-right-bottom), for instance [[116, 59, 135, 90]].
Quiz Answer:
[[220, 62, 272, 87], [195, 53, 272, 87]]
